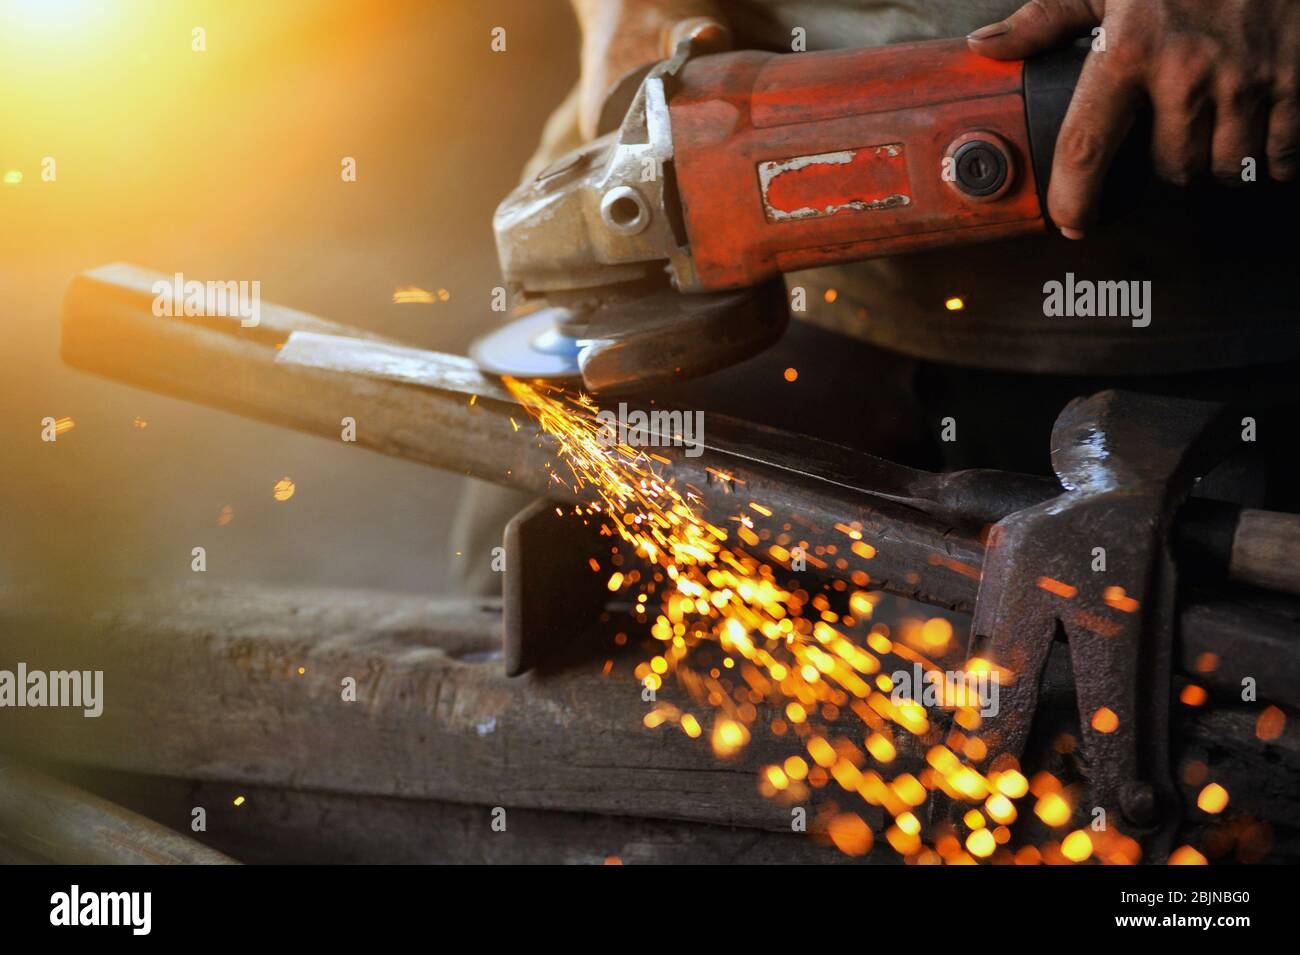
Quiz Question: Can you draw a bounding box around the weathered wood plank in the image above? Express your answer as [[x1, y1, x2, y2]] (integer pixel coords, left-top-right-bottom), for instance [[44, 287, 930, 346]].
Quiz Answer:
[[3, 585, 1296, 841], [0, 584, 796, 831], [51, 767, 861, 865]]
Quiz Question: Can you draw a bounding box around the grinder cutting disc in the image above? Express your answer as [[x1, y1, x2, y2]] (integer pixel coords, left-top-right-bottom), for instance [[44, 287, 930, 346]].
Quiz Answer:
[[470, 307, 584, 383], [471, 281, 789, 395]]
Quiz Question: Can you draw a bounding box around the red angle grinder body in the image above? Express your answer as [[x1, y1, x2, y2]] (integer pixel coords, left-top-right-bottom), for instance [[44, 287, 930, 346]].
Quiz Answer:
[[671, 41, 1044, 290], [478, 38, 1089, 392]]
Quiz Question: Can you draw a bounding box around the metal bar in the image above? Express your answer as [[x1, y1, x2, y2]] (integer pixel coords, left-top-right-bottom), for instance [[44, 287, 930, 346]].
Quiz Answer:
[[62, 264, 1000, 612], [0, 757, 237, 864], [59, 264, 1300, 612]]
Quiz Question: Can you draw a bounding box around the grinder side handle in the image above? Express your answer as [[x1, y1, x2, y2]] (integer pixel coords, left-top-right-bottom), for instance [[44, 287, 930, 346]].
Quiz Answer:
[[1023, 42, 1152, 230]]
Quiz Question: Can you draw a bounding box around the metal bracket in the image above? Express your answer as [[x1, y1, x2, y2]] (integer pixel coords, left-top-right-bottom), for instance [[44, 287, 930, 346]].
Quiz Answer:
[[501, 499, 619, 676], [963, 390, 1236, 844]]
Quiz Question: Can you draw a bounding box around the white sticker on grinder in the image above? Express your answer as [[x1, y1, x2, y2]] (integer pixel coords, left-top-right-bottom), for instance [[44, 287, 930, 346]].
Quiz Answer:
[[758, 145, 911, 222]]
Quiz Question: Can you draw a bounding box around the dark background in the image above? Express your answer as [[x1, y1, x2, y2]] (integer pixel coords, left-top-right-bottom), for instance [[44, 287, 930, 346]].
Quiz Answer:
[[1, 0, 578, 595]]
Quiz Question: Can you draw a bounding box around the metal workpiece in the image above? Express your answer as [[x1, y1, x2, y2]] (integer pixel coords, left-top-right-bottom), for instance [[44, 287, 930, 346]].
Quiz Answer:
[[966, 391, 1239, 840], [59, 265, 979, 612], [62, 265, 1300, 620], [0, 757, 236, 865]]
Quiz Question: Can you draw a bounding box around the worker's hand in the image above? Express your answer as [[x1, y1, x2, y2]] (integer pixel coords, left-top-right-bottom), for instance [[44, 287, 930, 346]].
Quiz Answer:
[[968, 0, 1300, 238], [572, 0, 730, 141]]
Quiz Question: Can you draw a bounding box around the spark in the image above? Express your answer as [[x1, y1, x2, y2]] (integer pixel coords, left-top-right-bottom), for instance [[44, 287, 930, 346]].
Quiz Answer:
[[1036, 576, 1077, 599], [1034, 791, 1071, 827], [1102, 585, 1139, 613], [272, 477, 296, 501], [392, 286, 436, 304], [505, 378, 1150, 864], [1196, 782, 1229, 814], [1090, 707, 1119, 733], [1256, 705, 1286, 741], [1168, 845, 1208, 865], [1061, 830, 1093, 862]]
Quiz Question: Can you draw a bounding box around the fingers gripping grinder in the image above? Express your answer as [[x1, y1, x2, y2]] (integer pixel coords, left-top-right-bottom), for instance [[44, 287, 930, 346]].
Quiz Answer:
[[474, 37, 1087, 393]]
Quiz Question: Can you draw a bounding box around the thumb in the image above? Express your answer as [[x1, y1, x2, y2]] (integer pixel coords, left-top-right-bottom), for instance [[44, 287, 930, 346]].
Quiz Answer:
[[967, 0, 1103, 60]]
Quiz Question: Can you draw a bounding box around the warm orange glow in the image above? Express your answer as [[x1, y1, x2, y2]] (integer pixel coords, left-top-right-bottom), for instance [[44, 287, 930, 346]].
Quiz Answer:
[[392, 286, 436, 304], [1014, 846, 1042, 865], [920, 617, 953, 651], [272, 477, 296, 501], [1179, 684, 1207, 706], [1035, 792, 1071, 827], [827, 813, 873, 856], [1061, 830, 1093, 862], [1196, 782, 1229, 814], [995, 769, 1029, 799], [965, 828, 994, 858], [866, 732, 896, 764], [1036, 576, 1077, 599], [1102, 585, 1139, 613], [1257, 705, 1286, 741], [851, 541, 877, 560], [1090, 707, 1119, 733], [1168, 845, 1208, 865], [711, 718, 750, 758], [944, 296, 965, 311], [985, 793, 1016, 825]]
